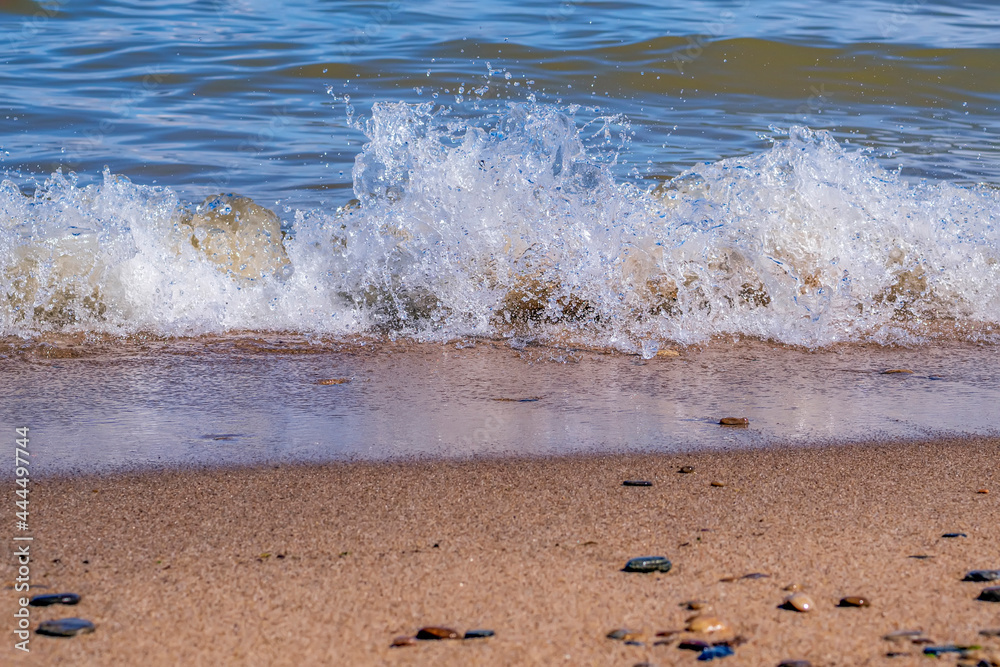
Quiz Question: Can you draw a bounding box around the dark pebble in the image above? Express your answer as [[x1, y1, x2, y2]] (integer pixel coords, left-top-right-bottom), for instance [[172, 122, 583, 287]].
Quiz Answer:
[[778, 662, 812, 667], [964, 570, 1000, 582], [908, 555, 932, 559], [679, 466, 695, 474], [838, 596, 871, 607], [416, 626, 460, 640], [978, 586, 1000, 602], [623, 480, 653, 487], [980, 629, 1000, 637], [679, 640, 710, 651], [624, 640, 645, 646], [698, 645, 735, 661], [29, 593, 81, 607], [607, 628, 641, 641], [741, 572, 771, 580], [719, 417, 749, 426], [623, 556, 672, 573], [463, 629, 495, 639], [36, 618, 95, 637], [885, 652, 911, 658], [883, 629, 924, 641], [923, 645, 968, 656], [942, 532, 968, 538]]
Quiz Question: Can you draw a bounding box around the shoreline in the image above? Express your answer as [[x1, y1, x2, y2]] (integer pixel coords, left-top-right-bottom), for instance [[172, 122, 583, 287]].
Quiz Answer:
[[4, 437, 999, 665]]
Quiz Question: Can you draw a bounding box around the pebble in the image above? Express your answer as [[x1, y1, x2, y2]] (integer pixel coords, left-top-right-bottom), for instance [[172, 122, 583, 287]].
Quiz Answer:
[[883, 629, 924, 641], [719, 417, 749, 426], [698, 645, 735, 661], [679, 465, 695, 474], [710, 481, 726, 487], [978, 587, 1000, 602], [881, 369, 914, 374], [607, 628, 642, 641], [980, 629, 1000, 637], [416, 626, 460, 640], [464, 629, 495, 639], [686, 616, 728, 634], [622, 480, 653, 487], [316, 378, 349, 385], [783, 593, 814, 612], [683, 600, 710, 611], [965, 570, 1000, 582], [778, 662, 812, 667], [978, 489, 989, 494], [623, 556, 672, 573], [838, 596, 871, 607], [783, 583, 803, 592], [391, 636, 417, 647], [679, 639, 711, 651], [36, 618, 95, 637], [923, 645, 969, 657], [29, 593, 81, 607], [943, 532, 968, 538]]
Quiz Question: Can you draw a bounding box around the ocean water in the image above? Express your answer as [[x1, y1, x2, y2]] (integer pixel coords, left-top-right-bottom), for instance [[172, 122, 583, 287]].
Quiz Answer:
[[2, 0, 998, 352]]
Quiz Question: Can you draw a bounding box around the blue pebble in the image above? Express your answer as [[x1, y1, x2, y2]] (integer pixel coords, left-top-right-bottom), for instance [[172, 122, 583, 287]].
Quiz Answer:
[[698, 645, 734, 661]]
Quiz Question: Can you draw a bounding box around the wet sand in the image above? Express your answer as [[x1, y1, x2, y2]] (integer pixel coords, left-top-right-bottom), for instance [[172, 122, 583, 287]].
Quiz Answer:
[[4, 437, 999, 665]]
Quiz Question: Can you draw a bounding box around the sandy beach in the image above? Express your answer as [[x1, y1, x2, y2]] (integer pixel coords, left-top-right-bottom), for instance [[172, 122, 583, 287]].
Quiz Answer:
[[4, 436, 999, 665]]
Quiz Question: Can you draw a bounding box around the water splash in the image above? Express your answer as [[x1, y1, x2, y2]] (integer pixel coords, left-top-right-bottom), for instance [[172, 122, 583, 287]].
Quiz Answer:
[[2, 104, 999, 349]]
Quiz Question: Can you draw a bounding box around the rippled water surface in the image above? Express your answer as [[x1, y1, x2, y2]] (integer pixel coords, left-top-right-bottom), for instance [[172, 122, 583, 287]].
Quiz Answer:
[[1, 0, 999, 349]]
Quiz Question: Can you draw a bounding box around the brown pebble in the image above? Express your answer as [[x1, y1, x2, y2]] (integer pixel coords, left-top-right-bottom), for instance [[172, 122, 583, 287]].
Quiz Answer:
[[710, 481, 726, 487], [679, 465, 695, 474], [416, 627, 460, 640], [980, 629, 1000, 637], [655, 629, 682, 638], [783, 583, 803, 592], [683, 600, 709, 611], [883, 629, 924, 641], [317, 378, 350, 385], [839, 596, 871, 607], [778, 661, 812, 667], [607, 628, 642, 641], [686, 616, 728, 634], [978, 489, 989, 494], [391, 636, 417, 647], [656, 349, 680, 357], [783, 593, 814, 612], [719, 417, 749, 426], [881, 369, 914, 374]]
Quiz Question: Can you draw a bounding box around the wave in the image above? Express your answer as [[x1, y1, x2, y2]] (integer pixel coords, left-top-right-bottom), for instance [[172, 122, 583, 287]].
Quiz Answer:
[[2, 101, 999, 352]]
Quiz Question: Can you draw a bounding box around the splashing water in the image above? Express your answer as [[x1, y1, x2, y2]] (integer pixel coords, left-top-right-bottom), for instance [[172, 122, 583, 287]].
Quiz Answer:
[[2, 102, 998, 351]]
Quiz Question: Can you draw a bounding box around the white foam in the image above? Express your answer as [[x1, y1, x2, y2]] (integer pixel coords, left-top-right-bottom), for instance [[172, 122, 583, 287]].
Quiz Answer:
[[2, 103, 999, 350]]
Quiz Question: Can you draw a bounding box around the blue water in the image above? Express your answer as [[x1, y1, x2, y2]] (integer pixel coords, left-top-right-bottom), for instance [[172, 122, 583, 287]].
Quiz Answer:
[[1, 0, 999, 349]]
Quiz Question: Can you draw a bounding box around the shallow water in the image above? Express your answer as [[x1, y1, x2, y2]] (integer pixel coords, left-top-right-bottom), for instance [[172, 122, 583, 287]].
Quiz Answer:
[[2, 1, 999, 350], [3, 339, 999, 475]]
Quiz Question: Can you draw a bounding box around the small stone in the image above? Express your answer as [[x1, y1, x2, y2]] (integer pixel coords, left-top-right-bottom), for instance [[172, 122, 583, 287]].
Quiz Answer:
[[463, 629, 495, 639], [655, 629, 682, 638], [710, 481, 726, 487], [980, 629, 1000, 637], [36, 618, 95, 637], [943, 532, 968, 538], [679, 639, 711, 651], [391, 636, 417, 647], [317, 378, 349, 385], [416, 626, 460, 640], [741, 572, 770, 580], [965, 570, 1000, 582], [607, 628, 641, 641], [908, 554, 932, 559], [679, 465, 695, 474], [623, 480, 653, 487], [29, 593, 81, 607], [923, 645, 969, 657], [623, 556, 672, 573], [698, 645, 735, 661], [719, 417, 749, 426], [881, 369, 914, 374], [623, 640, 645, 646], [838, 596, 871, 607], [978, 489, 989, 494], [883, 629, 924, 641], [686, 616, 728, 634], [683, 600, 710, 611], [782, 593, 814, 612], [778, 661, 812, 667], [783, 583, 803, 592], [978, 586, 1000, 602], [910, 637, 936, 645], [656, 349, 680, 357]]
